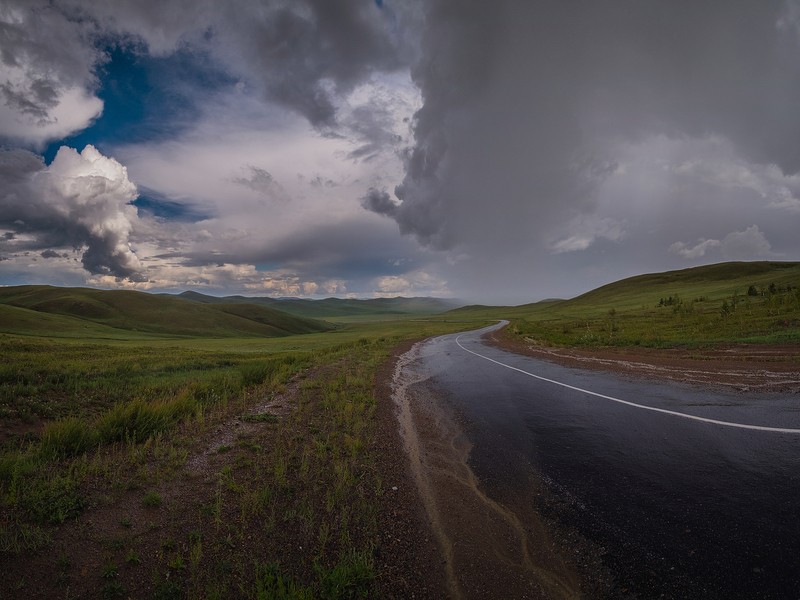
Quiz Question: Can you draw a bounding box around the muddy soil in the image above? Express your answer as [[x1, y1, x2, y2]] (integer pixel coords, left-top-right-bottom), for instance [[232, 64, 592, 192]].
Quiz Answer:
[[486, 328, 800, 394]]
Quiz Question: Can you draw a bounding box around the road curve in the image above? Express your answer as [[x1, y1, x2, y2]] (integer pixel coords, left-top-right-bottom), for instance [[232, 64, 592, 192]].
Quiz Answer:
[[397, 322, 800, 599], [456, 322, 800, 434]]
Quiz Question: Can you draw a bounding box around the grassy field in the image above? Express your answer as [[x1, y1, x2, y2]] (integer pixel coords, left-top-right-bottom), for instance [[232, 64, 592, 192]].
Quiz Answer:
[[173, 291, 458, 320], [0, 286, 333, 339], [454, 261, 800, 347], [0, 304, 480, 598]]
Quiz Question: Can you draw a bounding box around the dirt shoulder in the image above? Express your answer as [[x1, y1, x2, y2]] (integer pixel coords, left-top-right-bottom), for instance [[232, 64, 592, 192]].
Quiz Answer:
[[380, 338, 606, 600], [485, 327, 800, 393], [372, 340, 449, 599]]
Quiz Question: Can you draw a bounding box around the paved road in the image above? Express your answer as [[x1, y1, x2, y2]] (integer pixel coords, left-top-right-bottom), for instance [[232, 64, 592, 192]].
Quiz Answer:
[[415, 322, 800, 598]]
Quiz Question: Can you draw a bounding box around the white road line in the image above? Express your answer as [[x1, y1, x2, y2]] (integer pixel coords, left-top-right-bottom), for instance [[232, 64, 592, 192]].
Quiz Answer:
[[455, 333, 800, 434]]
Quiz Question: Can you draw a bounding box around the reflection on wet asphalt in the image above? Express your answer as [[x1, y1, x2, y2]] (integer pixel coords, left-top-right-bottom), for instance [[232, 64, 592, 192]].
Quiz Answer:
[[420, 323, 800, 599]]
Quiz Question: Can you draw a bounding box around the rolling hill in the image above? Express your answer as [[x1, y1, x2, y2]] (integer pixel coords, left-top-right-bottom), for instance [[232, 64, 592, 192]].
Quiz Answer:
[[173, 291, 459, 318], [0, 286, 333, 338], [447, 261, 800, 345]]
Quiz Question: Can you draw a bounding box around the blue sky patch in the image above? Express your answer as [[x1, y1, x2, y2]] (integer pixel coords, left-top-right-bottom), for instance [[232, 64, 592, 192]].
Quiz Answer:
[[133, 188, 212, 222], [43, 44, 235, 162]]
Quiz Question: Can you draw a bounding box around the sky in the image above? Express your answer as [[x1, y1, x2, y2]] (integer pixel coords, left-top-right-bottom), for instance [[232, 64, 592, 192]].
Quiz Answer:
[[1, 0, 800, 305]]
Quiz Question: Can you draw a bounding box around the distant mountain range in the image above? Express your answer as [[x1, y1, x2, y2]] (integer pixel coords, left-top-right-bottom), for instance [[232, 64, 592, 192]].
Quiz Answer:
[[0, 285, 331, 339], [0, 285, 460, 339], [171, 290, 461, 319]]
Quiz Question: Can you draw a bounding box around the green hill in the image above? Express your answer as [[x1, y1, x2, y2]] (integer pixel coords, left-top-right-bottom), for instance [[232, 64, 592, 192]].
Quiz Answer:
[[175, 291, 459, 318], [0, 286, 333, 339], [560, 261, 800, 312], [449, 261, 800, 346]]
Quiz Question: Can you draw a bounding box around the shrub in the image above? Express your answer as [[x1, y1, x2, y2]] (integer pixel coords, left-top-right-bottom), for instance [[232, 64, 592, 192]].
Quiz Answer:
[[40, 417, 98, 458], [96, 396, 196, 444], [239, 360, 279, 386], [316, 550, 375, 600], [142, 491, 162, 508]]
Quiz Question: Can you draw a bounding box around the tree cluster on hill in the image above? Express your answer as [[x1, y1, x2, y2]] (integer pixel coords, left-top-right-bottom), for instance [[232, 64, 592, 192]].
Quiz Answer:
[[747, 282, 795, 297]]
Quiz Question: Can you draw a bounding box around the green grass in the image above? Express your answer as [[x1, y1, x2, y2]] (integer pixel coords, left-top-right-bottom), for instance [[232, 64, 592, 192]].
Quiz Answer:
[[241, 413, 279, 424], [178, 291, 458, 319], [0, 316, 469, 427], [0, 285, 333, 339], [452, 261, 800, 347], [0, 520, 51, 553], [142, 491, 162, 508], [0, 303, 479, 597], [251, 550, 374, 600], [0, 337, 309, 423]]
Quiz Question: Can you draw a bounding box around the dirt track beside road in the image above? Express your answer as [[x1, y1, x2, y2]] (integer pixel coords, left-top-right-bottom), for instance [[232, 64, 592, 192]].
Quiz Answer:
[[486, 328, 800, 394]]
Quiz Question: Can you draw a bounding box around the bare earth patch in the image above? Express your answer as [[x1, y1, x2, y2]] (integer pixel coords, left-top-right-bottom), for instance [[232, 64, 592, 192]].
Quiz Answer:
[[486, 328, 800, 393], [1, 376, 311, 599]]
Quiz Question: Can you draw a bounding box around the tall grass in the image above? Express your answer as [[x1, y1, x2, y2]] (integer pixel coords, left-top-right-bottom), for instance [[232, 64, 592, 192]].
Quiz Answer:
[[40, 417, 98, 457], [0, 315, 472, 598]]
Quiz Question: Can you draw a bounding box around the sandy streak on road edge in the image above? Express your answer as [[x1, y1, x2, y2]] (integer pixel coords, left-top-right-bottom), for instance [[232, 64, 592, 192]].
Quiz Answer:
[[391, 337, 584, 599]]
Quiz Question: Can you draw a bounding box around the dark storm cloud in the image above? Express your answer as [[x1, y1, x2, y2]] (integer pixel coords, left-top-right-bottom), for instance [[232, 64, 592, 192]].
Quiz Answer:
[[345, 103, 404, 161], [221, 0, 403, 127], [361, 188, 398, 217], [231, 166, 290, 202], [1, 77, 59, 121], [40, 249, 68, 259], [74, 0, 415, 128], [0, 0, 105, 145], [370, 0, 800, 254]]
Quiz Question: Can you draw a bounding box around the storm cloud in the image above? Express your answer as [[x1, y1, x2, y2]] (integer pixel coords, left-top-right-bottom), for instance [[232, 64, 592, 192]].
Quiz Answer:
[[67, 0, 413, 127], [0, 0, 104, 146], [371, 1, 800, 262]]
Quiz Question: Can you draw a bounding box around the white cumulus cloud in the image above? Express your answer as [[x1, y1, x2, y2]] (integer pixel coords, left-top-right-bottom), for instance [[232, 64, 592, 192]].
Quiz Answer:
[[0, 145, 144, 280], [669, 239, 722, 259], [670, 225, 773, 261], [720, 225, 773, 260]]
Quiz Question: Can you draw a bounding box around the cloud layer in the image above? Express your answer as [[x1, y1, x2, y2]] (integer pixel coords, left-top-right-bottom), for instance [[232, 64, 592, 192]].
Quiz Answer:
[[2, 1, 800, 302], [0, 0, 104, 146], [374, 1, 800, 247]]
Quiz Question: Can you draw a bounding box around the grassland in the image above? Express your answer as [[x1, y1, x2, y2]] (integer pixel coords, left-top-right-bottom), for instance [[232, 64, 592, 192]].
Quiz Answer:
[[174, 291, 458, 320], [0, 289, 481, 598], [454, 261, 800, 347], [0, 286, 333, 339]]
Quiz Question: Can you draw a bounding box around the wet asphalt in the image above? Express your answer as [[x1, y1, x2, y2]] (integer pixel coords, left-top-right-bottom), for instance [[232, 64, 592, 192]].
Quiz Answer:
[[416, 323, 800, 599]]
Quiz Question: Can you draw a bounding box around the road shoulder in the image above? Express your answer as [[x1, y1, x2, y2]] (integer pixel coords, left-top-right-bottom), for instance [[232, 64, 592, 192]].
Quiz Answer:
[[485, 326, 800, 393]]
